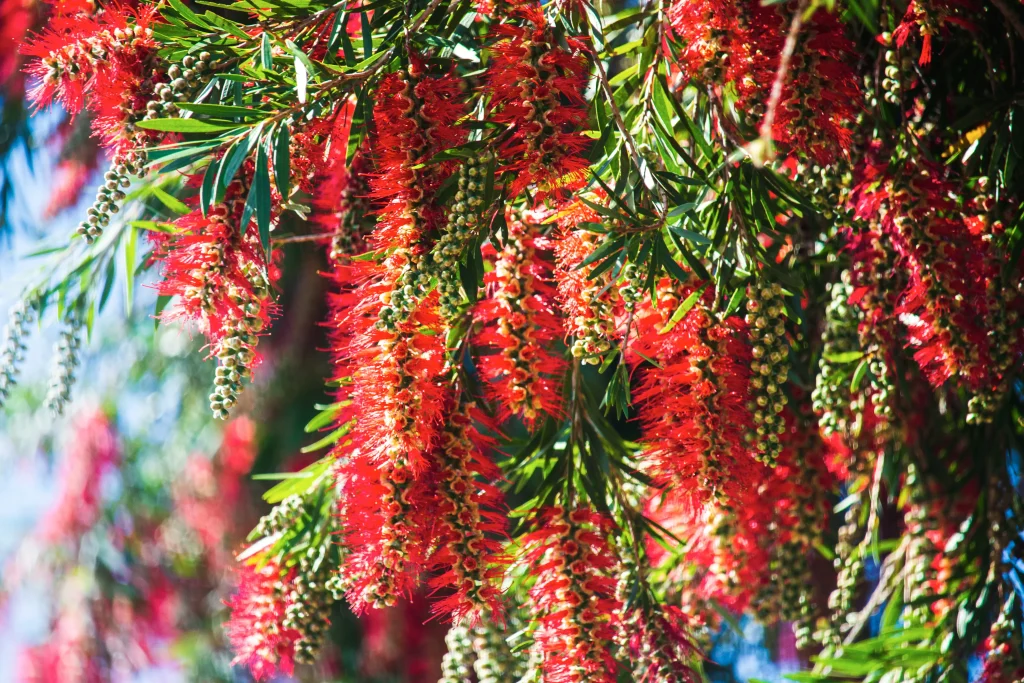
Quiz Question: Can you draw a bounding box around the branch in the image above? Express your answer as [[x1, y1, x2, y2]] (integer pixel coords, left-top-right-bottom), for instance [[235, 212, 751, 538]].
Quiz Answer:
[[991, 0, 1024, 42]]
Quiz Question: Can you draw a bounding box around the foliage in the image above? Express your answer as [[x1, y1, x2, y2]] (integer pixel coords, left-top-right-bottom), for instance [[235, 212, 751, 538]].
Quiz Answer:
[[1, 0, 1023, 680]]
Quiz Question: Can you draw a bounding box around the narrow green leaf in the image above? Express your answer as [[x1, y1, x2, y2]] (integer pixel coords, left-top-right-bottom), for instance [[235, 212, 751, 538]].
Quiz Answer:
[[255, 143, 272, 260], [261, 31, 273, 69], [850, 358, 869, 392], [136, 118, 246, 133], [176, 103, 265, 119], [660, 284, 706, 334], [272, 125, 291, 200], [150, 187, 191, 215], [123, 226, 137, 314]]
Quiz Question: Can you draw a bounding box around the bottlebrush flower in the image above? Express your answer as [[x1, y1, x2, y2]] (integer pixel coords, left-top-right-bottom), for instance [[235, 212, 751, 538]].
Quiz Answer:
[[155, 181, 274, 418], [367, 62, 466, 325], [629, 278, 757, 502], [327, 260, 448, 609], [40, 408, 120, 542], [0, 0, 34, 90], [22, 5, 159, 116], [312, 103, 375, 262], [667, 1, 858, 164], [475, 212, 565, 426], [44, 157, 97, 218], [225, 557, 301, 682], [892, 0, 975, 65], [428, 397, 508, 623], [553, 197, 622, 365], [849, 153, 1001, 406], [521, 507, 620, 683], [486, 1, 591, 200]]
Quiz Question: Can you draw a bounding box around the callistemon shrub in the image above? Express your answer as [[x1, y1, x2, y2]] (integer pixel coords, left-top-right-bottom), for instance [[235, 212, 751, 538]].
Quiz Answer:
[[5, 0, 1024, 679]]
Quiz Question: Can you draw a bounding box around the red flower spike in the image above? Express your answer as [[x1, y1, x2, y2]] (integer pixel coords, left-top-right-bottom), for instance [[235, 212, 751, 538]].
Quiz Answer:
[[326, 261, 449, 610], [154, 179, 274, 417], [486, 1, 591, 201], [553, 196, 623, 364], [22, 5, 159, 127], [892, 0, 975, 65], [225, 557, 301, 682], [475, 212, 566, 427], [522, 507, 621, 683], [667, 1, 859, 164], [629, 278, 757, 504], [849, 152, 1004, 409], [427, 398, 509, 623]]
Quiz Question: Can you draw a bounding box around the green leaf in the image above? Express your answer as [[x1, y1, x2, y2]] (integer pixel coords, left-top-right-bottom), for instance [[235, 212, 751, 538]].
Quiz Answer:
[[150, 187, 191, 215], [660, 284, 706, 334], [200, 156, 221, 216], [255, 143, 272, 260], [850, 358, 869, 392], [301, 422, 353, 453], [825, 350, 865, 364], [123, 226, 137, 314], [136, 118, 246, 133], [272, 125, 291, 200], [261, 31, 273, 69]]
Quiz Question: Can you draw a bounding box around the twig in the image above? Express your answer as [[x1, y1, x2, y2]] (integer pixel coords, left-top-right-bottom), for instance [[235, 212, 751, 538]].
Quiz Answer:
[[270, 232, 334, 244], [755, 0, 810, 163], [842, 537, 909, 645], [991, 0, 1024, 42]]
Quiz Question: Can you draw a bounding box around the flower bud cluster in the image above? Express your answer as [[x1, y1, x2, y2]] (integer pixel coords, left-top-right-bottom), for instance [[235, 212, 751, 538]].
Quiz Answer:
[[143, 52, 215, 120], [813, 278, 860, 438], [566, 233, 617, 365], [253, 495, 303, 538], [979, 600, 1023, 681], [820, 497, 864, 652], [282, 545, 342, 664], [746, 282, 789, 465], [76, 151, 145, 243], [473, 619, 527, 683], [902, 464, 938, 630], [439, 624, 474, 683], [45, 312, 84, 417], [878, 37, 910, 105], [38, 23, 154, 93], [210, 263, 270, 419], [0, 301, 35, 408], [434, 152, 491, 319]]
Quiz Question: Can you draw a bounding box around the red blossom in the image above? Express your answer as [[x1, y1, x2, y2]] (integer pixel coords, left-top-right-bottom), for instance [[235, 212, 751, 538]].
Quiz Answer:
[[522, 507, 621, 683], [327, 261, 448, 609], [426, 398, 508, 623], [629, 278, 757, 503], [39, 408, 120, 542], [486, 1, 591, 200], [225, 557, 301, 681], [475, 212, 566, 426], [22, 4, 159, 129]]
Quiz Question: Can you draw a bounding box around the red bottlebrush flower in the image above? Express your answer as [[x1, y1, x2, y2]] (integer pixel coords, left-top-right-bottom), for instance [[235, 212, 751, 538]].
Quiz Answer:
[[765, 7, 861, 165], [552, 196, 622, 364], [368, 63, 466, 253], [155, 181, 274, 418], [22, 5, 159, 116], [475, 212, 566, 426], [225, 557, 301, 682], [849, 153, 1001, 403], [327, 261, 449, 609], [427, 398, 508, 623], [486, 1, 591, 200], [39, 408, 120, 542], [892, 0, 975, 65], [44, 157, 97, 218], [312, 102, 375, 261], [617, 601, 697, 683], [629, 278, 756, 503], [521, 507, 621, 683], [667, 1, 859, 163]]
